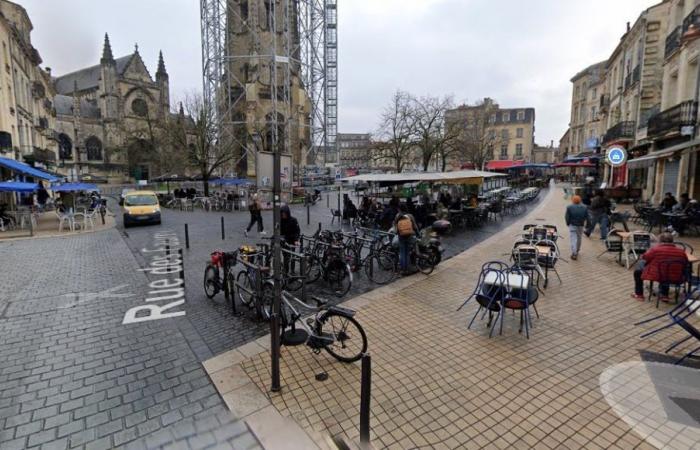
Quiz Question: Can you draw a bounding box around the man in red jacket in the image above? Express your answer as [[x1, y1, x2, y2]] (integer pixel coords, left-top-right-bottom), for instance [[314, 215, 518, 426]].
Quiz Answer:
[[631, 233, 688, 301]]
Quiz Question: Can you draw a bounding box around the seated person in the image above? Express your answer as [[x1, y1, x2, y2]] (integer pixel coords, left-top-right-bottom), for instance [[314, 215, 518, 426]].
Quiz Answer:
[[468, 195, 478, 208], [672, 193, 693, 213], [660, 192, 677, 211], [631, 232, 688, 302]]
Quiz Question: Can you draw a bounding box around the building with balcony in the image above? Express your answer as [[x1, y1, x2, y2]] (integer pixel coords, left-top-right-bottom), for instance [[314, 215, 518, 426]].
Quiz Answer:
[[0, 0, 58, 175], [628, 0, 700, 202], [599, 1, 670, 187], [568, 61, 607, 156]]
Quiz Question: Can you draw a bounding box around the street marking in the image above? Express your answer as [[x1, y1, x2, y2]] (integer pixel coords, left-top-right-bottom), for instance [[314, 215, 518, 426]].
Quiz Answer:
[[123, 231, 186, 324]]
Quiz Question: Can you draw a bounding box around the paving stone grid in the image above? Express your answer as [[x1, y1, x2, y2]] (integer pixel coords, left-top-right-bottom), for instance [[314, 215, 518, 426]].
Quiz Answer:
[[117, 190, 547, 358], [0, 230, 260, 450], [241, 187, 700, 449], [0, 189, 544, 450]]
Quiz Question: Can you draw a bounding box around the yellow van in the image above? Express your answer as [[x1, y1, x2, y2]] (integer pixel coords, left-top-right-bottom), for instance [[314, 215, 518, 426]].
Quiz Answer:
[[123, 190, 161, 227]]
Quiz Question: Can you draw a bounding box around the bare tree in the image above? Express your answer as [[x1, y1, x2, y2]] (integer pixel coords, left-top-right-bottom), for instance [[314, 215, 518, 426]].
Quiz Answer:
[[448, 99, 508, 170], [167, 92, 239, 196], [373, 90, 417, 173], [412, 94, 460, 171], [120, 110, 187, 179]]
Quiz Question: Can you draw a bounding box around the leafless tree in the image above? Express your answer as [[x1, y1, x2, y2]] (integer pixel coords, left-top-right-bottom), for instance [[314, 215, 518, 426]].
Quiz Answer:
[[412, 94, 461, 171], [373, 90, 418, 173], [167, 92, 239, 196], [449, 99, 508, 170]]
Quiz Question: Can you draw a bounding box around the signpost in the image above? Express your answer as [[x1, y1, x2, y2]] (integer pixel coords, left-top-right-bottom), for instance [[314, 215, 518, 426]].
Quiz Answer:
[[605, 146, 627, 167]]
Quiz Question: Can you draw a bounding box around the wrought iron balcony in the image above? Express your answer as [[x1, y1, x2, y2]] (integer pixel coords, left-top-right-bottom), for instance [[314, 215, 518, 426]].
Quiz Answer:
[[683, 4, 700, 33], [603, 121, 636, 144], [647, 100, 698, 137], [665, 25, 682, 58]]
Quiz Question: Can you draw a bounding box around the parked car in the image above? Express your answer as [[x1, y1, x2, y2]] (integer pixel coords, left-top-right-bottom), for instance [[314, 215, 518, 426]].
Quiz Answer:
[[122, 190, 161, 227]]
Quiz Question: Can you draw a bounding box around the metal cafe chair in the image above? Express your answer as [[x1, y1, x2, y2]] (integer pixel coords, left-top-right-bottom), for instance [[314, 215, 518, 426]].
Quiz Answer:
[[467, 266, 507, 334]]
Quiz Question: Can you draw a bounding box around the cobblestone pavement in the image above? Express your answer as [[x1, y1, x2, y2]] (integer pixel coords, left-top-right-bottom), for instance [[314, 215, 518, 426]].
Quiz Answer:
[[116, 190, 546, 357], [240, 187, 700, 449], [0, 230, 261, 449]]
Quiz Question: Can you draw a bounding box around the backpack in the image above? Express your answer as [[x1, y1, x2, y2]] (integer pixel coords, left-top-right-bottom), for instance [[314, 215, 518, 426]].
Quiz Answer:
[[397, 216, 414, 237]]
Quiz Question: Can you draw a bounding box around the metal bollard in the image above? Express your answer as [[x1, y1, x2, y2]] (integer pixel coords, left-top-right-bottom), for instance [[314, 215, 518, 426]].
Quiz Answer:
[[165, 238, 170, 257], [221, 216, 225, 240], [178, 248, 185, 287], [270, 312, 281, 392], [360, 353, 371, 445], [300, 255, 307, 303], [184, 224, 190, 249], [306, 202, 310, 225], [326, 193, 329, 208]]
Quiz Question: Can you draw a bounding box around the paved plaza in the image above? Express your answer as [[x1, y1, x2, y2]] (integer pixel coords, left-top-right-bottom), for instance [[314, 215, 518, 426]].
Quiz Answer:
[[234, 187, 700, 449], [0, 191, 544, 449]]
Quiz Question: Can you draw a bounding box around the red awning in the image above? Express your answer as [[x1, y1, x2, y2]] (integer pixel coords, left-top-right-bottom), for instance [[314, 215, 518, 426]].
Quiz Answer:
[[485, 160, 524, 170]]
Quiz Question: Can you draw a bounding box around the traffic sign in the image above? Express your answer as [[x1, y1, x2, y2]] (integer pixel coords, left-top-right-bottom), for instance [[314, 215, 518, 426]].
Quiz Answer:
[[606, 146, 627, 167]]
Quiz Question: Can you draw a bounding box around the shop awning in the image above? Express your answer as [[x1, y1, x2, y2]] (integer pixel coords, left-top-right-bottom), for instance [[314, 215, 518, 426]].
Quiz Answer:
[[553, 162, 596, 168], [0, 181, 39, 192], [211, 178, 254, 186], [0, 156, 61, 182], [51, 182, 100, 192], [627, 138, 700, 169], [341, 170, 506, 184], [485, 160, 524, 171]]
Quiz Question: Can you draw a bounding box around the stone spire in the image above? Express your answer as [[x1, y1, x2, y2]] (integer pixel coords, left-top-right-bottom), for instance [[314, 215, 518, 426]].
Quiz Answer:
[[101, 33, 114, 65], [156, 51, 168, 80]]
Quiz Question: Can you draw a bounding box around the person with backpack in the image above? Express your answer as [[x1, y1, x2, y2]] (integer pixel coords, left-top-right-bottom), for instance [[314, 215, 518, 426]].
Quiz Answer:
[[393, 207, 419, 274], [244, 193, 265, 237]]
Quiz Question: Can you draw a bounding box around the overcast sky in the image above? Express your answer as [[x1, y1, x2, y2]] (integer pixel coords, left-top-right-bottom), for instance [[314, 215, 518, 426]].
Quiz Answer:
[[21, 0, 657, 146]]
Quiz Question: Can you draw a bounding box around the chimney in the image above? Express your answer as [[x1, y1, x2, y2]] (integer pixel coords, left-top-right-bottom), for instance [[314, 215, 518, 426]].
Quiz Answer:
[[626, 22, 630, 32], [45, 67, 51, 75], [550, 140, 553, 148]]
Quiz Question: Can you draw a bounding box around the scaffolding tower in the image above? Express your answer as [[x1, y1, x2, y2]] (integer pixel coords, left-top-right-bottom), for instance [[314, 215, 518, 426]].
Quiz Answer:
[[200, 0, 337, 174]]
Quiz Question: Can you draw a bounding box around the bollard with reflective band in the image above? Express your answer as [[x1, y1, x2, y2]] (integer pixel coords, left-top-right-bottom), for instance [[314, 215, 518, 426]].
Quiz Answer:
[[178, 248, 185, 287]]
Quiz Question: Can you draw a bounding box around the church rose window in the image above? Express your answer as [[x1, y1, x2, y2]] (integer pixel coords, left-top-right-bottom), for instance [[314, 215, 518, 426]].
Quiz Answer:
[[86, 136, 102, 161], [132, 98, 149, 117]]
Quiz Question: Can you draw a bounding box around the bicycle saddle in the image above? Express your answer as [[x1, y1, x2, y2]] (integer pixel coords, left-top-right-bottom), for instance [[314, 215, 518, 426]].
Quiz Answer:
[[310, 295, 328, 307]]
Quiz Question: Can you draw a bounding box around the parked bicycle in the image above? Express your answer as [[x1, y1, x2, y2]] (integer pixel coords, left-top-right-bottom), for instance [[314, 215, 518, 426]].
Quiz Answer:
[[234, 245, 274, 319], [203, 250, 239, 300], [278, 290, 368, 363]]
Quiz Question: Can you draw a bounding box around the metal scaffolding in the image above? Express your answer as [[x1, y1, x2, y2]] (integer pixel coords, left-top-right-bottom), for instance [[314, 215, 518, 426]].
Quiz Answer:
[[199, 0, 337, 172]]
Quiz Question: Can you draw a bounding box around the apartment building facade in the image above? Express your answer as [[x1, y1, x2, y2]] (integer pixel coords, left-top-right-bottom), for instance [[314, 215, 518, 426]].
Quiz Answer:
[[0, 0, 58, 172], [560, 0, 700, 201], [446, 98, 536, 169], [338, 133, 372, 170], [569, 61, 607, 157]]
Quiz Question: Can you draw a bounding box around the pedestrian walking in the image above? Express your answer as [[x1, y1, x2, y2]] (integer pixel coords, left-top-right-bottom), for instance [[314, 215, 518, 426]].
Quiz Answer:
[[584, 190, 611, 239], [565, 195, 588, 260], [244, 193, 265, 237]]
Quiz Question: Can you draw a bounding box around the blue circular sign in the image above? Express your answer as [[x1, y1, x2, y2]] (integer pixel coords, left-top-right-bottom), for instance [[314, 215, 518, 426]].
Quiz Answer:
[[606, 147, 627, 167]]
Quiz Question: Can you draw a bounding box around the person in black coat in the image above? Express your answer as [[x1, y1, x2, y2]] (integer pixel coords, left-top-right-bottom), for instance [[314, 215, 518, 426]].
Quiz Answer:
[[280, 204, 301, 273]]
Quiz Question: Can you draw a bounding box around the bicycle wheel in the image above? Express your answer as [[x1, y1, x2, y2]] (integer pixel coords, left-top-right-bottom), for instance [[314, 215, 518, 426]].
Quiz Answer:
[[304, 255, 322, 283], [345, 246, 360, 272], [236, 270, 254, 306], [326, 259, 352, 297], [203, 264, 220, 299], [320, 313, 367, 363], [415, 252, 435, 275], [365, 252, 397, 285], [255, 281, 274, 320]]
